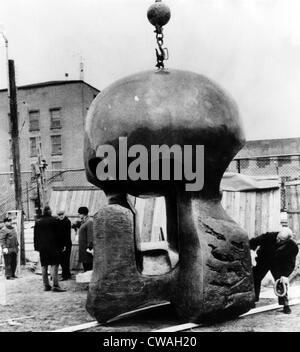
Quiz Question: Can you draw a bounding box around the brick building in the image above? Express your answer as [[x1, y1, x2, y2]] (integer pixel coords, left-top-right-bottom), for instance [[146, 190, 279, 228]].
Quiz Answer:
[[0, 80, 99, 173], [0, 80, 99, 218]]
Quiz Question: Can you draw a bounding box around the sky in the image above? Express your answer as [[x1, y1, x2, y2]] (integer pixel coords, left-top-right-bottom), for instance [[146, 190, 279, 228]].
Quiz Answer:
[[1, 0, 300, 141]]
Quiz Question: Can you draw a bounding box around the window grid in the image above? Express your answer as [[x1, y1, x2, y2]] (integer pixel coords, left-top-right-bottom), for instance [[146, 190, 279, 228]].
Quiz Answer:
[[50, 108, 62, 129], [51, 161, 63, 181], [29, 110, 40, 131], [51, 135, 62, 155], [30, 137, 38, 157]]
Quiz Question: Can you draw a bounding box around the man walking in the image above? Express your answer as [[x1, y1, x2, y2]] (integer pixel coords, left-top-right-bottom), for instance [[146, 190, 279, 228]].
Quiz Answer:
[[57, 210, 72, 280], [78, 207, 94, 272], [0, 217, 19, 279], [34, 206, 66, 292], [250, 227, 299, 314]]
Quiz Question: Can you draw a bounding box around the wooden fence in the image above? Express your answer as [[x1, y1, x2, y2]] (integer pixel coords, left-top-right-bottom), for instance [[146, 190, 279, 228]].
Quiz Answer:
[[24, 185, 282, 269], [286, 180, 300, 241], [222, 189, 281, 238], [48, 187, 107, 219]]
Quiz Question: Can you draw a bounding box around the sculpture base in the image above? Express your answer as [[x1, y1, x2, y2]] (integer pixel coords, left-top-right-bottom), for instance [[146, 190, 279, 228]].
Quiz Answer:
[[86, 194, 255, 323]]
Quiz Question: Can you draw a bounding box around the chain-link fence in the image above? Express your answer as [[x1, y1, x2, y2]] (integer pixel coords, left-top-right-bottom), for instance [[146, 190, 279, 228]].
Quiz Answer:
[[227, 155, 300, 211], [1, 154, 300, 219], [227, 155, 300, 178]]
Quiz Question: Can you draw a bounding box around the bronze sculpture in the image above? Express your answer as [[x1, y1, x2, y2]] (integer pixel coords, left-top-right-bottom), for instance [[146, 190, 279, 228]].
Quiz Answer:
[[83, 0, 255, 323]]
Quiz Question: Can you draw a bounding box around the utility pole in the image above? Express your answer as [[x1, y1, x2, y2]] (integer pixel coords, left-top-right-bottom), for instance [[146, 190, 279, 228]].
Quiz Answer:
[[37, 138, 48, 208], [8, 59, 25, 265]]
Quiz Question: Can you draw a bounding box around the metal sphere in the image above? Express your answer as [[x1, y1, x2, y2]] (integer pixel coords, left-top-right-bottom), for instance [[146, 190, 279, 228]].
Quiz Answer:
[[147, 1, 171, 27]]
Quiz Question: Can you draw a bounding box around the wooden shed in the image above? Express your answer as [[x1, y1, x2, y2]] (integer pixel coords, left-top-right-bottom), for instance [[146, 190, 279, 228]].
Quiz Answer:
[[220, 173, 281, 238]]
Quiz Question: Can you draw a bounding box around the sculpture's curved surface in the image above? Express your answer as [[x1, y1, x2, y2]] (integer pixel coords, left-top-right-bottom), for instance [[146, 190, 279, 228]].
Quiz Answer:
[[84, 69, 255, 323], [85, 69, 245, 196]]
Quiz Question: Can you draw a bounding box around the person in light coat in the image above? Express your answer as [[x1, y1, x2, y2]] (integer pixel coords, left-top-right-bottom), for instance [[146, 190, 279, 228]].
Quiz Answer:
[[0, 217, 19, 279]]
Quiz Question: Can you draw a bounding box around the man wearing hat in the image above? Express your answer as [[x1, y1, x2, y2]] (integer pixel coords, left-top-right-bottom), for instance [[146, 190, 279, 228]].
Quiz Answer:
[[34, 206, 66, 292], [57, 210, 72, 280], [250, 224, 299, 314], [77, 206, 94, 272], [0, 217, 19, 279]]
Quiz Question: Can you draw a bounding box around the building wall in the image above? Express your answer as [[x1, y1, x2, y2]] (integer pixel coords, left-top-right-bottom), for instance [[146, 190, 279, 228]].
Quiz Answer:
[[236, 138, 300, 158], [0, 81, 99, 174], [227, 138, 300, 177]]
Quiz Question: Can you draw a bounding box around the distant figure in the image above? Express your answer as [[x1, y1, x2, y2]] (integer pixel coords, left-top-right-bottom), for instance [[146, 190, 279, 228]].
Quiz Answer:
[[250, 227, 299, 314], [34, 206, 66, 292], [57, 210, 72, 280], [0, 217, 19, 279], [78, 207, 94, 272]]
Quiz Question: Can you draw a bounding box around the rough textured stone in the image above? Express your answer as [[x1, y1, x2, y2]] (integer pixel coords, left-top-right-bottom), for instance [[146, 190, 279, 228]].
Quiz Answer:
[[86, 197, 176, 323], [170, 192, 254, 322], [84, 69, 255, 323]]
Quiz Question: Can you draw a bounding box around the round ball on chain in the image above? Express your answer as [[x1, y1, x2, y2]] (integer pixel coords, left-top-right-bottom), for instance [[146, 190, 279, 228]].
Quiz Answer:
[[147, 1, 171, 27]]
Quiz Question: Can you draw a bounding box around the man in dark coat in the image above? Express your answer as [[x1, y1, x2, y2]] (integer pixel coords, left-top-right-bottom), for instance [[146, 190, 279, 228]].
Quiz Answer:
[[57, 210, 72, 280], [34, 206, 66, 292], [0, 217, 19, 279], [77, 206, 94, 272], [250, 227, 299, 314]]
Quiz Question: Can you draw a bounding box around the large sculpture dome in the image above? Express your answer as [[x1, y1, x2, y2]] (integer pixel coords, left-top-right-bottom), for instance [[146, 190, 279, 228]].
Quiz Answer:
[[84, 69, 245, 196]]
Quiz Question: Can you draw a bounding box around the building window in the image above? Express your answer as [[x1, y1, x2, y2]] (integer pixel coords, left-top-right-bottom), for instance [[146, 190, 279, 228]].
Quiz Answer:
[[29, 110, 40, 131], [50, 108, 62, 129], [30, 137, 38, 157], [51, 161, 63, 181], [51, 135, 62, 155], [256, 158, 270, 168]]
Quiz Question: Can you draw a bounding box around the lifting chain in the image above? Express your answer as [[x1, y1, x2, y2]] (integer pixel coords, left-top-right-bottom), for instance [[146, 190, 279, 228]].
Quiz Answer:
[[147, 0, 171, 70], [154, 25, 169, 69]]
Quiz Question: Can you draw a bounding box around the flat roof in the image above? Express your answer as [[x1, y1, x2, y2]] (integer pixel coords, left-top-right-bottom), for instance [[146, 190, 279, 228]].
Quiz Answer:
[[0, 80, 100, 93]]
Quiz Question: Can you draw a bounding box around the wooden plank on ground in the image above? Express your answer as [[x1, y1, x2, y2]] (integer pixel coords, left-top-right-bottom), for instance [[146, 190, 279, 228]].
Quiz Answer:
[[50, 298, 300, 333], [52, 302, 170, 332], [52, 321, 100, 332], [154, 298, 300, 332]]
